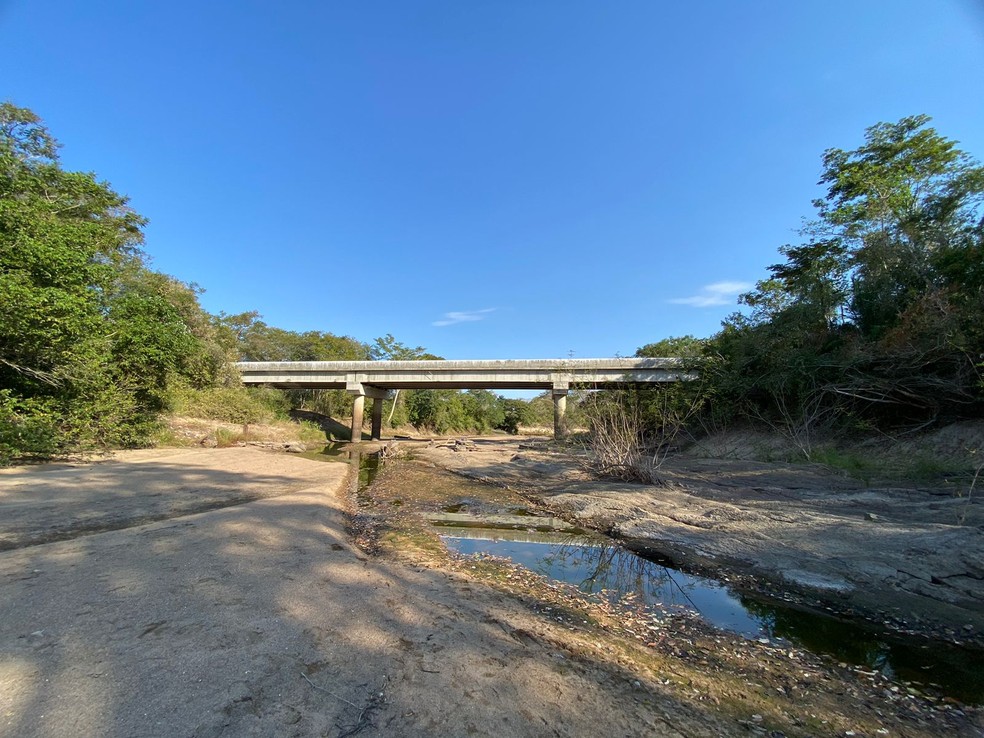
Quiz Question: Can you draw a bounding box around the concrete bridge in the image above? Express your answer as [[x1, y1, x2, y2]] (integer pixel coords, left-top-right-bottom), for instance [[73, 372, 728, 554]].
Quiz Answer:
[[236, 358, 692, 441]]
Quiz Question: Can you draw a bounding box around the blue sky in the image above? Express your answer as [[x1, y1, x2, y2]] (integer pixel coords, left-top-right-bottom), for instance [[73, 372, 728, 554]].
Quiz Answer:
[[3, 1, 983, 360]]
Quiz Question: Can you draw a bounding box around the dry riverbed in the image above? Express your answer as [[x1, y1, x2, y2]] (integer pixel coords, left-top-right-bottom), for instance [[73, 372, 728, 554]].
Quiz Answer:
[[412, 438, 984, 648], [0, 444, 981, 737]]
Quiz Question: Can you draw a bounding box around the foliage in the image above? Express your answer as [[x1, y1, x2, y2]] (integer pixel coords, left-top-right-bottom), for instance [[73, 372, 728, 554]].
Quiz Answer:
[[462, 390, 506, 433], [169, 385, 290, 425], [403, 389, 519, 435], [524, 393, 558, 429], [499, 399, 530, 434], [369, 334, 434, 362], [406, 390, 468, 434], [703, 116, 984, 445], [0, 102, 230, 460], [0, 391, 58, 465], [216, 311, 370, 362], [635, 335, 707, 359]]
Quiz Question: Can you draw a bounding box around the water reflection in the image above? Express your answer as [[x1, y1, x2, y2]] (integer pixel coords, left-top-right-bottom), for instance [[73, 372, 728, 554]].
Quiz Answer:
[[301, 447, 383, 500], [442, 531, 763, 635]]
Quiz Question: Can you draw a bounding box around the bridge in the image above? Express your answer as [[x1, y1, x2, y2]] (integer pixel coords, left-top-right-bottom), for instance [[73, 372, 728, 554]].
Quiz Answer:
[[236, 358, 692, 441]]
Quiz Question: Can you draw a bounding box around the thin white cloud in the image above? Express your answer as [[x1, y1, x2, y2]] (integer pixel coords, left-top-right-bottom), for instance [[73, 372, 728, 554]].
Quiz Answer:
[[432, 308, 496, 327], [669, 281, 751, 308]]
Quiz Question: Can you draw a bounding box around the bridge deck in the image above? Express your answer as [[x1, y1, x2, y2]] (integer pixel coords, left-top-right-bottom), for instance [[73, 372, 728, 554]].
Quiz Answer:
[[236, 358, 690, 391]]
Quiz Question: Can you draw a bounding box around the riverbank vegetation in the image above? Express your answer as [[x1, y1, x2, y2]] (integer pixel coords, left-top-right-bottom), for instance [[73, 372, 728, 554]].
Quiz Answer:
[[603, 115, 984, 481], [2, 104, 981, 467]]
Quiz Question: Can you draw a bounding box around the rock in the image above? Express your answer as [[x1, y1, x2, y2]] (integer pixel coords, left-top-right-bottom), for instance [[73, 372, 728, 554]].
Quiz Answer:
[[781, 569, 854, 593], [284, 442, 306, 453]]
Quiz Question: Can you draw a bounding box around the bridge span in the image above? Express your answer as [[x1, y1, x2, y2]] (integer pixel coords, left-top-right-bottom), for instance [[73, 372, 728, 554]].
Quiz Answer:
[[236, 358, 691, 441]]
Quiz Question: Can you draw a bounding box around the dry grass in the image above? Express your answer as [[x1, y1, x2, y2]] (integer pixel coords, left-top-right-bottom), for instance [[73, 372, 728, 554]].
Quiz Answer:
[[156, 415, 327, 448]]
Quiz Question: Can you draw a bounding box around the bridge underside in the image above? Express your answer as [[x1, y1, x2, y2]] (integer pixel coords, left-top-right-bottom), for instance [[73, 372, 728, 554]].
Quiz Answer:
[[236, 359, 691, 442]]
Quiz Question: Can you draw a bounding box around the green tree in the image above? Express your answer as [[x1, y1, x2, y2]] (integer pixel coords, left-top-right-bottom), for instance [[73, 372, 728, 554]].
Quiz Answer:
[[461, 390, 506, 433], [219, 313, 369, 362], [499, 398, 530, 434], [0, 103, 218, 459], [814, 114, 984, 338], [369, 334, 441, 428], [0, 103, 143, 396], [635, 335, 706, 359], [369, 334, 430, 362], [407, 390, 469, 434], [713, 115, 984, 436]]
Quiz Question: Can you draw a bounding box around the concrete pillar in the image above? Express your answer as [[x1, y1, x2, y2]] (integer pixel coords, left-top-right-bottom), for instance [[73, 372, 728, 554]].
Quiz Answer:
[[370, 397, 383, 440], [552, 388, 568, 439], [350, 393, 365, 443]]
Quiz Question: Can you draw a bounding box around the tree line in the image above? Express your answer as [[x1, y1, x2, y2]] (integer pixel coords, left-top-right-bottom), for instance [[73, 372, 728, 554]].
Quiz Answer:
[[633, 115, 984, 459]]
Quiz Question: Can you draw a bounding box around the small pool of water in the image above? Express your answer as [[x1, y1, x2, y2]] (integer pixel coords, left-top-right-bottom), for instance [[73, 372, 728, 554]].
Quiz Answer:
[[445, 532, 762, 634], [441, 528, 984, 704], [301, 447, 383, 497]]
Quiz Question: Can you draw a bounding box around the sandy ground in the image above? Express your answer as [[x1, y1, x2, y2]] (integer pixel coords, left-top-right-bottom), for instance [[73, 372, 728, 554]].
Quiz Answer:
[[412, 439, 984, 645], [0, 448, 739, 738]]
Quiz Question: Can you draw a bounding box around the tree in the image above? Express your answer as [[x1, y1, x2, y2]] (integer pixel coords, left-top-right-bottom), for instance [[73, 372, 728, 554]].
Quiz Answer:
[[0, 103, 144, 396], [217, 313, 369, 362], [0, 103, 218, 458], [499, 399, 530, 434], [406, 390, 469, 434], [369, 334, 431, 362], [713, 115, 984, 435], [635, 335, 706, 359], [815, 115, 983, 337], [461, 390, 506, 433], [369, 334, 441, 428]]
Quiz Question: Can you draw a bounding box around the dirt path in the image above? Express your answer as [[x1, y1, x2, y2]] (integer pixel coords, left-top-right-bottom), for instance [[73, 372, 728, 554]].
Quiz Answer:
[[412, 439, 984, 645], [0, 448, 734, 737]]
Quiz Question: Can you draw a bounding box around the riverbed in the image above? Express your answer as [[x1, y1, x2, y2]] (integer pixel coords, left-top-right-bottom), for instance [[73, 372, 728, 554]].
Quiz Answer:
[[332, 444, 984, 706], [2, 445, 981, 735]]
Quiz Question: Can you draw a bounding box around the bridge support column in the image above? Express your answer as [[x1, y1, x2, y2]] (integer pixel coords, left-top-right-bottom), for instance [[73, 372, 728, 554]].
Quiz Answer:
[[350, 393, 365, 443], [552, 384, 569, 440], [370, 397, 383, 441], [347, 381, 389, 443]]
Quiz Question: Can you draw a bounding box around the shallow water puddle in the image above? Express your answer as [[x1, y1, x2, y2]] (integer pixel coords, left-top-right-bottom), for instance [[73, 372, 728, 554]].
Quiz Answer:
[[442, 529, 763, 635], [439, 526, 984, 703], [302, 446, 383, 499]]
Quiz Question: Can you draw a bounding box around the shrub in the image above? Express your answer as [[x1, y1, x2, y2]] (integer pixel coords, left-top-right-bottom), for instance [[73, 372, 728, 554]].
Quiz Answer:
[[169, 385, 289, 425]]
